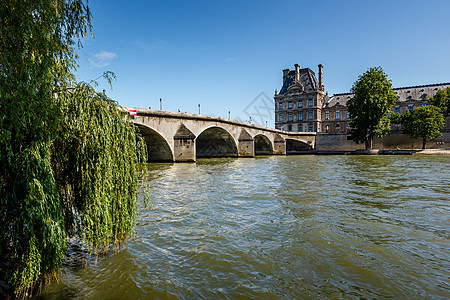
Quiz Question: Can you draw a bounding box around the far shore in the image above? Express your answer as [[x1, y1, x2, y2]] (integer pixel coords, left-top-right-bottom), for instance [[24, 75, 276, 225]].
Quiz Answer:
[[287, 149, 450, 155]]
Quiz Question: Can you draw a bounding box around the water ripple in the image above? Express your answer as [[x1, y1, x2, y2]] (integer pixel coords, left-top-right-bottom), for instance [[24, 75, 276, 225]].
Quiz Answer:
[[37, 156, 450, 299]]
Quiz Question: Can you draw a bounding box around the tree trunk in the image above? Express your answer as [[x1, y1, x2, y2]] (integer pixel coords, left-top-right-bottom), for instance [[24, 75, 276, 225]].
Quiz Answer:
[[365, 137, 373, 150], [422, 137, 426, 150]]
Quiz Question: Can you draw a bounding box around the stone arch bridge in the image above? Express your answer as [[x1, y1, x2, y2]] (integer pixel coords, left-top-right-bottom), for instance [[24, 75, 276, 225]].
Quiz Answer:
[[126, 108, 316, 162]]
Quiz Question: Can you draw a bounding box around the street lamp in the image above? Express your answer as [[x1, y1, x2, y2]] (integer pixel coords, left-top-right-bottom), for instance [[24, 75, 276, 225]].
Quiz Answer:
[[159, 98, 162, 110], [198, 104, 201, 114], [228, 111, 230, 119]]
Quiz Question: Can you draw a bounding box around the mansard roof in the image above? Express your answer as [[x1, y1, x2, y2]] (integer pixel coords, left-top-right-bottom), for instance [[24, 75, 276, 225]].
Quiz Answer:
[[279, 68, 319, 95], [325, 82, 450, 108]]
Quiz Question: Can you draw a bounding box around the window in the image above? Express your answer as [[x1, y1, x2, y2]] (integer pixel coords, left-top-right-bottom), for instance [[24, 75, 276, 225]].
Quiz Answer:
[[347, 122, 351, 128], [394, 106, 400, 113], [288, 101, 292, 109], [308, 124, 313, 132], [298, 112, 303, 121], [309, 110, 313, 119], [298, 100, 303, 108], [325, 111, 329, 120], [309, 99, 313, 107], [336, 110, 340, 119], [347, 111, 350, 119], [422, 103, 427, 107], [298, 124, 303, 132], [288, 112, 292, 122], [325, 123, 329, 132], [336, 122, 340, 127], [408, 105, 414, 112], [279, 113, 283, 122], [288, 125, 292, 132], [279, 102, 282, 110]]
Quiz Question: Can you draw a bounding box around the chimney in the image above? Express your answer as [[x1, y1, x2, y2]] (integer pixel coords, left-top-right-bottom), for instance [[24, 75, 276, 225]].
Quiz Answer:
[[282, 68, 290, 82], [294, 64, 300, 81], [318, 64, 324, 90]]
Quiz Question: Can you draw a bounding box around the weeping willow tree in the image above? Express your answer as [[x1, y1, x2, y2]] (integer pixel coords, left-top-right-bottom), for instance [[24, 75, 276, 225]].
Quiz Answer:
[[0, 1, 146, 297]]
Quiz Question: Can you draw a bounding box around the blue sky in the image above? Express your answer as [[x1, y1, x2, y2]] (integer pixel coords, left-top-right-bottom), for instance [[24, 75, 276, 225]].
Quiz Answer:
[[76, 0, 450, 127]]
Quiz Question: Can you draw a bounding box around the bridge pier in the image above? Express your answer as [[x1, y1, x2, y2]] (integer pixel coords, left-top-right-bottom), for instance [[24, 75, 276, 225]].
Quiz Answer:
[[238, 129, 254, 157], [274, 134, 286, 155], [173, 124, 196, 162]]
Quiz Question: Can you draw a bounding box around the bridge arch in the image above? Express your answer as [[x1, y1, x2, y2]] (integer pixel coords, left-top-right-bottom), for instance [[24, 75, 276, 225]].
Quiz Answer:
[[196, 126, 238, 158], [134, 123, 174, 162], [254, 134, 273, 155], [286, 138, 312, 152]]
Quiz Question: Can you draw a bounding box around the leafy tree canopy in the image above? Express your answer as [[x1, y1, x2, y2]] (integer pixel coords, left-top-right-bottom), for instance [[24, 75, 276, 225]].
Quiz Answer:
[[429, 86, 450, 115], [398, 106, 444, 149], [347, 66, 398, 149], [0, 1, 146, 297]]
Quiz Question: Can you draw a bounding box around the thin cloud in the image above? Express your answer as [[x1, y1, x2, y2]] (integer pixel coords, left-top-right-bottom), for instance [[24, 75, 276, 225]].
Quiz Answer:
[[89, 50, 117, 68]]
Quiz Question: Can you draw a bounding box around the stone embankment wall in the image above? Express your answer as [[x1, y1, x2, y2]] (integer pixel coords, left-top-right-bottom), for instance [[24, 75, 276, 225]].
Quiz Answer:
[[316, 131, 450, 151]]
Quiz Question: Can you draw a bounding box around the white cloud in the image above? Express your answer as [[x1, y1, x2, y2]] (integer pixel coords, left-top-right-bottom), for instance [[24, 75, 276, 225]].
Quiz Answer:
[[89, 51, 117, 68], [95, 51, 117, 60]]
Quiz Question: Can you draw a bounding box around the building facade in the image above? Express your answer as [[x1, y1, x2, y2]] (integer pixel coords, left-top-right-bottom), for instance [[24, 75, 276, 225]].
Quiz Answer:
[[274, 64, 326, 132], [274, 64, 450, 132]]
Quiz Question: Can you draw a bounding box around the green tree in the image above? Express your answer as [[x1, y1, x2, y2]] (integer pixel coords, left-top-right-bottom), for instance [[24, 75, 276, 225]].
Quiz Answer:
[[347, 67, 398, 149], [0, 1, 146, 297], [429, 86, 450, 115], [401, 106, 445, 149]]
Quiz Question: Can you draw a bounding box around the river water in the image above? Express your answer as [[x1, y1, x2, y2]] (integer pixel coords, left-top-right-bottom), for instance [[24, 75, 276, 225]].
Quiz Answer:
[[37, 155, 449, 299]]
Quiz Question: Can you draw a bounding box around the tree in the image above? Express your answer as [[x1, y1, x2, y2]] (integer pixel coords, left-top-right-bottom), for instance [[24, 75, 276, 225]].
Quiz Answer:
[[347, 67, 398, 149], [0, 1, 146, 297], [429, 86, 450, 115], [400, 106, 445, 149]]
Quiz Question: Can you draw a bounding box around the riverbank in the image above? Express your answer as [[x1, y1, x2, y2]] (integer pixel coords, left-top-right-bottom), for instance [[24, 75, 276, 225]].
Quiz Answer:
[[288, 149, 450, 155]]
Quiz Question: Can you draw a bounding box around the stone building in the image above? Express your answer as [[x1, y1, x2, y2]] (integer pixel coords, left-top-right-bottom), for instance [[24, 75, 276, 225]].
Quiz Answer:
[[274, 64, 450, 132], [274, 64, 326, 132]]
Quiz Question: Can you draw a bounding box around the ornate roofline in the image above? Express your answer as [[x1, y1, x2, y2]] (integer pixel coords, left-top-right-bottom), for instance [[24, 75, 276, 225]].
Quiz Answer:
[[332, 82, 450, 96], [392, 82, 450, 90]]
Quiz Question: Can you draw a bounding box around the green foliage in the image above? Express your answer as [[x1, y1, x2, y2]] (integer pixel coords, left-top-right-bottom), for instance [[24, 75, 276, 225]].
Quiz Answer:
[[390, 112, 403, 124], [400, 106, 444, 149], [347, 67, 398, 149], [0, 1, 147, 297], [429, 86, 450, 115], [53, 85, 147, 252]]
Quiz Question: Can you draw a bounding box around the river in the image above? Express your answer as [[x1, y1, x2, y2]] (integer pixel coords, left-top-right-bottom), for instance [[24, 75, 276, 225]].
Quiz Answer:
[[36, 155, 449, 299]]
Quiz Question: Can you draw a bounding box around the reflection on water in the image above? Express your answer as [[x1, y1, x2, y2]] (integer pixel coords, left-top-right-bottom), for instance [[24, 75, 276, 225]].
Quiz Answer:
[[36, 155, 450, 299]]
